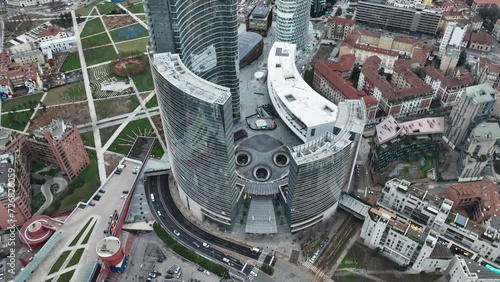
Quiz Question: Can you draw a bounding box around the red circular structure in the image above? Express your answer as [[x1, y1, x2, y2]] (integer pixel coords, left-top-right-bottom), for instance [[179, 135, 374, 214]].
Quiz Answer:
[[96, 236, 125, 267], [113, 59, 146, 76], [19, 215, 62, 249]]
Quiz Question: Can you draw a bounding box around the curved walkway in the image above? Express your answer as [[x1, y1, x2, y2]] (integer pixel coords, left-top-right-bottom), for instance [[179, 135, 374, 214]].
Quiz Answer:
[[34, 177, 68, 216]]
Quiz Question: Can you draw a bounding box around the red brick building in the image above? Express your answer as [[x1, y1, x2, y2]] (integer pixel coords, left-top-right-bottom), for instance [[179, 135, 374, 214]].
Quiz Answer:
[[0, 120, 90, 229], [423, 65, 474, 106], [445, 180, 500, 223]]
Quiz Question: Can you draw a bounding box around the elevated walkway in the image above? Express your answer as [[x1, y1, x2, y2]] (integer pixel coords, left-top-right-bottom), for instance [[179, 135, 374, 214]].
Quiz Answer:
[[338, 194, 370, 220]]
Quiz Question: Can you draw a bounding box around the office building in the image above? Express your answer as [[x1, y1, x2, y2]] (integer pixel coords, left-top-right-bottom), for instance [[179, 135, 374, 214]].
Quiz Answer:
[[423, 65, 474, 106], [356, 1, 442, 35], [247, 2, 273, 37], [369, 116, 445, 176], [445, 180, 500, 223], [276, 0, 310, 49], [150, 52, 238, 227], [457, 122, 500, 182], [143, 0, 240, 119], [0, 120, 90, 229], [443, 84, 497, 149], [267, 42, 366, 232], [439, 23, 466, 58]]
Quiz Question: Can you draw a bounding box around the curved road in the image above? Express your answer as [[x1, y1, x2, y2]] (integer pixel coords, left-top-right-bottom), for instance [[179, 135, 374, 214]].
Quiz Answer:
[[34, 177, 68, 216], [146, 174, 258, 276]]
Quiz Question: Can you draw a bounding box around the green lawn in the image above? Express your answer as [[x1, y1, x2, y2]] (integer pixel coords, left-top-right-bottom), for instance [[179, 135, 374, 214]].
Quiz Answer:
[[131, 64, 154, 92], [1, 111, 32, 131], [31, 161, 45, 173], [80, 131, 96, 147], [82, 32, 111, 49], [81, 18, 105, 38], [151, 140, 164, 159], [45, 151, 100, 215], [68, 218, 93, 247], [40, 168, 60, 177], [94, 95, 140, 120], [75, 2, 98, 17], [2, 93, 43, 111], [67, 248, 85, 267], [97, 1, 119, 15], [60, 52, 81, 73], [82, 221, 97, 244], [57, 270, 75, 282], [109, 118, 153, 154], [146, 95, 157, 108], [84, 45, 118, 66], [31, 191, 46, 214], [116, 37, 149, 54], [110, 24, 148, 43], [45, 83, 87, 106], [129, 2, 144, 13], [48, 250, 71, 274]]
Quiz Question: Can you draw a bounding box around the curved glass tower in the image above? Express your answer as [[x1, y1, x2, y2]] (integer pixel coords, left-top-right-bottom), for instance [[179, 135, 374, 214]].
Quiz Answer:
[[144, 0, 240, 119], [276, 0, 310, 49], [151, 53, 238, 226]]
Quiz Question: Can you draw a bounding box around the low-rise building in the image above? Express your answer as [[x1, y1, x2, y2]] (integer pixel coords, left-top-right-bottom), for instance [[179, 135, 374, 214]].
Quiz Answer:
[[5, 0, 57, 6], [457, 122, 500, 182], [446, 180, 500, 223], [325, 17, 356, 41], [423, 65, 474, 106], [369, 116, 445, 177], [358, 57, 434, 117], [247, 2, 273, 37], [469, 32, 493, 51], [40, 36, 77, 60], [471, 0, 500, 12], [493, 19, 500, 42], [11, 49, 45, 66], [38, 26, 67, 43], [479, 58, 500, 87]]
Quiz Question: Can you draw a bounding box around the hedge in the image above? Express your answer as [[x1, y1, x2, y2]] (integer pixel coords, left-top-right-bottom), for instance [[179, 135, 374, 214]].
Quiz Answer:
[[153, 223, 229, 278]]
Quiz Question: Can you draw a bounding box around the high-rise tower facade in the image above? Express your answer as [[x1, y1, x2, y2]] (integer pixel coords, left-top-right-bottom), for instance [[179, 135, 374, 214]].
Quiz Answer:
[[276, 0, 310, 49], [144, 0, 240, 119], [150, 53, 239, 227]]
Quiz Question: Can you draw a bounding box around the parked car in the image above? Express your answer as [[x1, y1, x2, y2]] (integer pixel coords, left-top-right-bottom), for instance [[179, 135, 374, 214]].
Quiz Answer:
[[89, 202, 95, 206], [99, 189, 105, 193]]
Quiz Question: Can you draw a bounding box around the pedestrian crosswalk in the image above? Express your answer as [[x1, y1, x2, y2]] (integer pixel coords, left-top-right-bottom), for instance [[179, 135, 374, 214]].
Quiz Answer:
[[302, 260, 325, 281]]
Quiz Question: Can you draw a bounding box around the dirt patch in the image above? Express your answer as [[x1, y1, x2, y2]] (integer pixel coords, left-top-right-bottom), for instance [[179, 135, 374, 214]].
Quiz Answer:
[[100, 124, 120, 145], [151, 114, 164, 143], [104, 152, 123, 177], [139, 92, 149, 101], [29, 103, 90, 131], [311, 45, 335, 66], [102, 15, 136, 30]]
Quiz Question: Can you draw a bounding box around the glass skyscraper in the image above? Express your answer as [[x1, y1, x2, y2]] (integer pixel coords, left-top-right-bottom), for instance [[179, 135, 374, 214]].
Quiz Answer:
[[150, 53, 238, 226], [144, 0, 240, 119], [276, 0, 310, 49]]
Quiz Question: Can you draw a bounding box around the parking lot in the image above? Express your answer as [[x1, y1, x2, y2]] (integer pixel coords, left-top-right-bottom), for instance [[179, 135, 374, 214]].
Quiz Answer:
[[138, 241, 221, 282]]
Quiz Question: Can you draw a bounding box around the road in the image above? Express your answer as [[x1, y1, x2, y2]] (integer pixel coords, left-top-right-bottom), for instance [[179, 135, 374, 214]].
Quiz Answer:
[[146, 174, 259, 278]]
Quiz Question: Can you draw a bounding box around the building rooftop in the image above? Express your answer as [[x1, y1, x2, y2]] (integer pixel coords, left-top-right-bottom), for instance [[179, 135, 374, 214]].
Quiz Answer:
[[473, 0, 500, 5], [267, 42, 338, 128], [446, 180, 500, 222], [376, 116, 445, 144], [354, 44, 399, 57], [38, 26, 62, 37], [11, 49, 42, 59], [33, 119, 71, 140], [328, 17, 356, 25], [459, 255, 500, 279], [152, 52, 231, 105], [465, 83, 497, 104], [239, 32, 263, 62], [470, 122, 500, 142], [471, 32, 493, 45], [423, 65, 474, 88], [250, 5, 270, 18], [96, 236, 122, 257]]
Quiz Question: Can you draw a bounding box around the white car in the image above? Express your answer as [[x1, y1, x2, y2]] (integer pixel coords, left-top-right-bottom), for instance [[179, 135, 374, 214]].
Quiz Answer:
[[204, 270, 210, 276], [157, 210, 162, 216], [202, 242, 209, 248], [222, 257, 230, 263], [173, 230, 180, 236]]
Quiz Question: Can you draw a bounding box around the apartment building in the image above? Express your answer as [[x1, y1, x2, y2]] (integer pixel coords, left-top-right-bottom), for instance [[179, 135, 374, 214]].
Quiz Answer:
[[423, 65, 474, 106], [325, 17, 356, 40], [479, 58, 500, 88], [356, 0, 442, 35], [361, 178, 500, 272], [457, 122, 500, 182], [443, 84, 497, 149], [469, 32, 493, 51], [358, 57, 434, 117], [439, 23, 466, 58], [369, 116, 445, 177], [493, 19, 500, 41], [446, 255, 500, 281], [471, 0, 500, 12], [38, 26, 67, 43], [11, 50, 45, 66]]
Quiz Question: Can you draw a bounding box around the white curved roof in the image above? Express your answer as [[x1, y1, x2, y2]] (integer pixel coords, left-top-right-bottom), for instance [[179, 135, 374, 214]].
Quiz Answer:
[[267, 42, 338, 129], [96, 236, 121, 258]]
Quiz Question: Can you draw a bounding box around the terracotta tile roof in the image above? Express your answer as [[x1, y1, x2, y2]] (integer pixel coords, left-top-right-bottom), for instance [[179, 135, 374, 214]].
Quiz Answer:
[[0, 79, 8, 86], [362, 95, 378, 107], [39, 26, 62, 38], [446, 180, 500, 222], [316, 54, 355, 73], [471, 32, 492, 45], [361, 56, 433, 101], [423, 65, 474, 87], [470, 14, 483, 22], [443, 11, 464, 17], [315, 60, 368, 100], [473, 0, 500, 5], [355, 44, 399, 57], [328, 17, 355, 25], [411, 47, 429, 67], [464, 32, 471, 41]]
